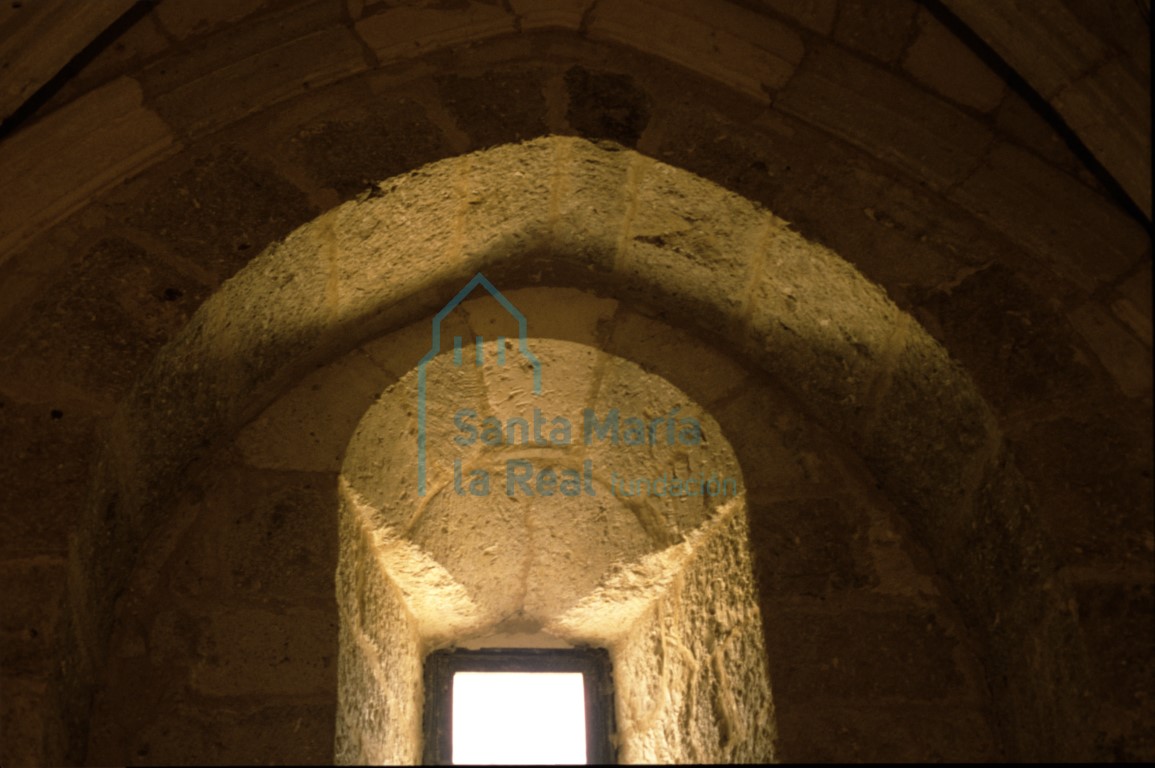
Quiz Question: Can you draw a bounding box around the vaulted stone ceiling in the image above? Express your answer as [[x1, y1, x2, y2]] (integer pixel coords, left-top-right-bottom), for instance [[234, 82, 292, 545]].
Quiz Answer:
[[0, 0, 1150, 765]]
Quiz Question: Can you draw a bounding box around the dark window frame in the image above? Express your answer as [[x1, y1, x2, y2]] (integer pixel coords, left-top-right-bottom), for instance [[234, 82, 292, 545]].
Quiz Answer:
[[422, 647, 617, 765]]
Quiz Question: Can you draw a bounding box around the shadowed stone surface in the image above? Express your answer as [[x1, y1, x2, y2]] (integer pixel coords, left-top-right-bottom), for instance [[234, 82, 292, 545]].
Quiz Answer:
[[0, 2, 1149, 764]]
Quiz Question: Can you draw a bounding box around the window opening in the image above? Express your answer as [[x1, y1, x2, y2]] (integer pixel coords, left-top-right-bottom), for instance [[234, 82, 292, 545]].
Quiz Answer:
[[423, 648, 616, 765]]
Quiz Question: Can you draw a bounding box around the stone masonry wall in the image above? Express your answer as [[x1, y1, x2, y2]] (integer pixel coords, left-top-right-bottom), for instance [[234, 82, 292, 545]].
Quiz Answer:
[[87, 291, 996, 762], [0, 1, 1149, 763]]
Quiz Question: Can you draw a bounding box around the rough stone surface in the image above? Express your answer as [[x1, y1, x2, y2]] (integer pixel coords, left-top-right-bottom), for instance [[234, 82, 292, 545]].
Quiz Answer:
[[916, 264, 1095, 415], [235, 352, 392, 472], [0, 559, 68, 676], [0, 77, 174, 260], [1112, 263, 1153, 346], [950, 141, 1147, 290], [146, 7, 365, 137], [354, 2, 516, 60], [833, 0, 919, 63], [1071, 576, 1155, 761], [776, 44, 992, 190], [588, 0, 803, 99], [0, 0, 137, 122], [1015, 412, 1153, 566], [994, 90, 1086, 174], [605, 307, 750, 406], [748, 497, 874, 596], [0, 677, 64, 768], [775, 702, 998, 761], [1068, 301, 1154, 400], [0, 237, 208, 405], [438, 68, 550, 149], [759, 0, 836, 34], [0, 4, 1149, 764], [0, 403, 96, 556], [190, 607, 337, 697], [121, 146, 318, 283], [84, 460, 341, 765], [564, 66, 651, 147], [902, 8, 1005, 112], [155, 0, 267, 40], [68, 142, 1087, 764], [943, 0, 1152, 216], [287, 97, 455, 200], [764, 604, 969, 701]]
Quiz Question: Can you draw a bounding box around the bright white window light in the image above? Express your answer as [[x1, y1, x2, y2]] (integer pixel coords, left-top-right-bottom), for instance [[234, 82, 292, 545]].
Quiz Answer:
[[452, 671, 586, 765]]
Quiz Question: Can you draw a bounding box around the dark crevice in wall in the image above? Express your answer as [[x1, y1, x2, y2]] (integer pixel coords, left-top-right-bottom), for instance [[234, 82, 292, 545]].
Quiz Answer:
[[921, 0, 1153, 232], [0, 0, 158, 142]]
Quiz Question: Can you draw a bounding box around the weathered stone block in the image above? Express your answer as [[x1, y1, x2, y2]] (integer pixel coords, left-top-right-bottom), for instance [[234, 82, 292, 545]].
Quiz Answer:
[[0, 77, 174, 261], [122, 147, 317, 283], [605, 307, 749, 406], [741, 219, 907, 438], [482, 287, 618, 348], [140, 0, 344, 91], [146, 609, 203, 666], [0, 237, 208, 403], [616, 157, 765, 338], [236, 352, 391, 472], [776, 44, 992, 189], [994, 90, 1083, 173], [943, 0, 1103, 99], [440, 139, 625, 289], [862, 329, 994, 538], [169, 466, 340, 600], [902, 8, 1005, 112], [355, 2, 515, 60], [0, 404, 95, 556], [763, 602, 968, 701], [747, 497, 874, 596], [712, 386, 847, 498], [1112, 262, 1153, 346], [564, 66, 651, 147], [950, 142, 1146, 289], [776, 702, 998, 761], [1056, 61, 1150, 218], [1015, 414, 1153, 565], [1068, 301, 1153, 400], [916, 264, 1094, 414], [508, 0, 590, 30], [650, 100, 986, 304], [287, 94, 454, 200], [155, 0, 267, 39], [95, 700, 336, 765], [361, 312, 473, 381], [0, 677, 56, 767], [43, 13, 172, 109], [0, 0, 136, 121], [833, 0, 918, 63], [0, 559, 67, 675], [759, 0, 837, 34], [438, 68, 549, 149], [190, 607, 337, 697], [588, 0, 802, 99], [1071, 577, 1154, 709], [155, 26, 365, 136]]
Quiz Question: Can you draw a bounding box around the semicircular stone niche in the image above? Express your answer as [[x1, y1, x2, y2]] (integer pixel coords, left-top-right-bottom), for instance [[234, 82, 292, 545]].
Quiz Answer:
[[337, 333, 774, 764]]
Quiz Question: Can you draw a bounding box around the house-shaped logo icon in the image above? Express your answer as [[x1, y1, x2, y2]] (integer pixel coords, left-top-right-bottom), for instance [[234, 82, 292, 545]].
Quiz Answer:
[[417, 273, 542, 496]]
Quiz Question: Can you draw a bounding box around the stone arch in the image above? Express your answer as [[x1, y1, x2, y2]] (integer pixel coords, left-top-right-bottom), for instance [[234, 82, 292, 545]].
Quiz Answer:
[[336, 334, 773, 763], [77, 135, 1070, 759]]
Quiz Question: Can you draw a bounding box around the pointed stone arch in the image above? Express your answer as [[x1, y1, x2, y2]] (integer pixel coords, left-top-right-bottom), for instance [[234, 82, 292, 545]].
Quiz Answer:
[[76, 135, 1076, 761], [336, 334, 773, 762]]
